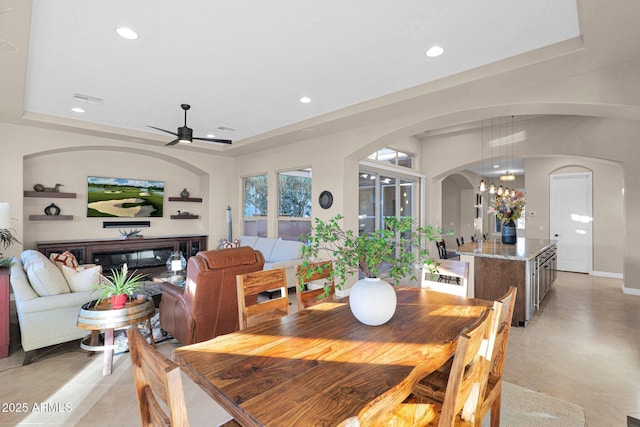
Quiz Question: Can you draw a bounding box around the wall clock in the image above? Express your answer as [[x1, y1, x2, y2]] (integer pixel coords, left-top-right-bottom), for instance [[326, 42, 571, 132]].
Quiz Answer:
[[319, 191, 333, 209]]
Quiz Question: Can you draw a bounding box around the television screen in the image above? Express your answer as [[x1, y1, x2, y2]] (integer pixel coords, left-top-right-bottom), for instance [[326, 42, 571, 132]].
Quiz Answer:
[[87, 176, 164, 217]]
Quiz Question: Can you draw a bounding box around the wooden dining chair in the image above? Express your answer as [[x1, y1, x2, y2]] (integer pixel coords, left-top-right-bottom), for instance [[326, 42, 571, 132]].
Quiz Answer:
[[344, 308, 495, 426], [413, 286, 518, 427], [421, 259, 469, 297], [127, 327, 189, 427], [236, 267, 290, 330], [295, 261, 335, 310]]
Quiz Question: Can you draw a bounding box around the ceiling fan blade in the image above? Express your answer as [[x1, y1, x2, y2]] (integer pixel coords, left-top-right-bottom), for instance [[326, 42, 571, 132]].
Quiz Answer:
[[147, 125, 178, 137], [192, 136, 233, 144], [165, 139, 181, 146]]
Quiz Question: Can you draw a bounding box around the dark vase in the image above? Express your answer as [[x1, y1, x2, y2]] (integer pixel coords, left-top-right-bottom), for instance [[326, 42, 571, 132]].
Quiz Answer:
[[501, 219, 517, 244]]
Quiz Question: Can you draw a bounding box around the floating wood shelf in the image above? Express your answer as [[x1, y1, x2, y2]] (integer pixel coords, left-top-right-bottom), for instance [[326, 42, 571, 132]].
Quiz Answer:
[[168, 197, 202, 202], [170, 215, 199, 220], [29, 215, 74, 221], [24, 191, 76, 199]]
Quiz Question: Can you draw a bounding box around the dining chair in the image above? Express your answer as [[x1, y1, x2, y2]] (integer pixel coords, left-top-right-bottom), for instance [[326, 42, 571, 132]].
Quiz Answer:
[[344, 308, 494, 426], [413, 286, 518, 427], [295, 260, 335, 310], [236, 267, 290, 330], [436, 239, 460, 260], [421, 259, 469, 297], [127, 327, 189, 427]]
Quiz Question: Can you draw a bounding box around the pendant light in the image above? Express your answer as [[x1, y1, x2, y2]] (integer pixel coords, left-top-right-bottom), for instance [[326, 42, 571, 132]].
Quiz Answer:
[[478, 119, 486, 192], [499, 115, 516, 182], [489, 118, 496, 194]]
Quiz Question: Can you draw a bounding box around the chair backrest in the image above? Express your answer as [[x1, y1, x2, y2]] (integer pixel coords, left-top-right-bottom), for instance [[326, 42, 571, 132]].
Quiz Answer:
[[127, 328, 189, 427], [295, 261, 335, 310], [436, 240, 447, 259], [421, 259, 469, 297], [490, 286, 517, 377], [236, 267, 290, 330]]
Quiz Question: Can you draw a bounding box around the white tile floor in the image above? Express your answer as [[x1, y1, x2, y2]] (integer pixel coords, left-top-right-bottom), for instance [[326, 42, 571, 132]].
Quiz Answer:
[[1, 272, 638, 426]]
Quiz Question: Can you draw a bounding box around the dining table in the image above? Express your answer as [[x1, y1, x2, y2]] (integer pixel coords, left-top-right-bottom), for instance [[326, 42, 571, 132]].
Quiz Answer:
[[173, 286, 492, 426]]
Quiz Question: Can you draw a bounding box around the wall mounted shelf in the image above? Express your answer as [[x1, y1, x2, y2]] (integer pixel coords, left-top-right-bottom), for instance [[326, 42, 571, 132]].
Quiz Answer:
[[168, 197, 202, 202], [24, 191, 76, 199], [29, 215, 73, 221], [170, 215, 199, 220]]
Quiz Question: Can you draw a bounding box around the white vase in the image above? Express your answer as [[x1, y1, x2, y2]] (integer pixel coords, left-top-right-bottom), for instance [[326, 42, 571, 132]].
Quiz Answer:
[[348, 277, 397, 326]]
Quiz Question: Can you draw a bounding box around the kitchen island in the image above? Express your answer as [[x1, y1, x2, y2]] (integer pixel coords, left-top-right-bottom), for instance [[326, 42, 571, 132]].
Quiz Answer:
[[457, 238, 557, 326]]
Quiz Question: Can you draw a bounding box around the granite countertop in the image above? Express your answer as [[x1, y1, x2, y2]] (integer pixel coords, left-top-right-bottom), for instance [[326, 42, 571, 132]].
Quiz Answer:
[[456, 238, 556, 261]]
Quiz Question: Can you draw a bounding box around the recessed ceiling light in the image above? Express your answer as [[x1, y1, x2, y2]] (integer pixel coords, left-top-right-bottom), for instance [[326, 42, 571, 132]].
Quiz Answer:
[[71, 107, 85, 113], [299, 96, 311, 104], [425, 46, 444, 57], [206, 134, 216, 138], [116, 27, 139, 40]]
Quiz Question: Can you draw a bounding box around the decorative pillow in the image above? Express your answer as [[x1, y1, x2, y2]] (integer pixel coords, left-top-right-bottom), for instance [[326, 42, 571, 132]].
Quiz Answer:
[[62, 264, 102, 292], [238, 235, 259, 248], [270, 240, 303, 262], [221, 238, 240, 248], [50, 251, 79, 271], [24, 253, 71, 296], [21, 249, 50, 270]]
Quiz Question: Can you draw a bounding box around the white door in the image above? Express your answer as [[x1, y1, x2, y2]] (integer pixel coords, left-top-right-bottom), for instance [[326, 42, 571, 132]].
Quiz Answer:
[[550, 172, 593, 273]]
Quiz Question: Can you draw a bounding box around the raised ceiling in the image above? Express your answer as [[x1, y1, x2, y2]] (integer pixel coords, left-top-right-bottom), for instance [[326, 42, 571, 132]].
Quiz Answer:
[[15, 0, 579, 153]]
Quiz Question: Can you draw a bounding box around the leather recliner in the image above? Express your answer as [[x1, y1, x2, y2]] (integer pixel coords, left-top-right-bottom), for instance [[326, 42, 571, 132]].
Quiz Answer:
[[159, 246, 265, 345]]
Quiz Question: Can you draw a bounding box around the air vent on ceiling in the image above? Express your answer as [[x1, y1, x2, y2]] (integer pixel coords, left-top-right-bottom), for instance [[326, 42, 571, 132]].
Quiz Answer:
[[216, 126, 236, 133], [73, 93, 104, 104]]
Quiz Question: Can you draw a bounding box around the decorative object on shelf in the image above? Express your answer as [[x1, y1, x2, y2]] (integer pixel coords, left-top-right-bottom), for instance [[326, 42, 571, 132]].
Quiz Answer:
[[33, 183, 63, 192], [301, 214, 443, 325], [226, 205, 232, 240], [166, 251, 187, 284], [177, 210, 192, 216], [44, 203, 61, 215], [0, 202, 19, 267], [119, 229, 143, 239], [95, 263, 146, 309], [318, 190, 333, 209], [180, 188, 190, 198], [488, 190, 525, 245]]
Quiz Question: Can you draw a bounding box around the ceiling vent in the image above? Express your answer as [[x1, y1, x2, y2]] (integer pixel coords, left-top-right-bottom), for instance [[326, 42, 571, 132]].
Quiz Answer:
[[73, 93, 104, 104], [216, 126, 236, 133]]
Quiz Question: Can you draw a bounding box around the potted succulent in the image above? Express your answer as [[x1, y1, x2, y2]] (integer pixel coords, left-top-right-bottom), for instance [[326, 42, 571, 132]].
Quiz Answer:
[[301, 214, 444, 325], [95, 263, 146, 309]]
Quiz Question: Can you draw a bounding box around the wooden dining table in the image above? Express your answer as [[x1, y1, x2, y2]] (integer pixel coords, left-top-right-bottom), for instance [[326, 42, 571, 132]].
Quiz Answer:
[[173, 287, 492, 426]]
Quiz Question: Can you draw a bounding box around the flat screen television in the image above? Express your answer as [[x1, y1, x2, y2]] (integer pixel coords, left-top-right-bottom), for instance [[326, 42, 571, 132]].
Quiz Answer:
[[87, 176, 164, 218]]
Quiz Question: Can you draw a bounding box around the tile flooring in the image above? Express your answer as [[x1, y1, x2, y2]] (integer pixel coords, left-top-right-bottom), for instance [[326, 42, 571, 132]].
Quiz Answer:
[[1, 272, 638, 426]]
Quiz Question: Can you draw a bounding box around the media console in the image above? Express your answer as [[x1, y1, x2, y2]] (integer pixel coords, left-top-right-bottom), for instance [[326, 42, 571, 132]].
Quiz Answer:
[[37, 234, 207, 276]]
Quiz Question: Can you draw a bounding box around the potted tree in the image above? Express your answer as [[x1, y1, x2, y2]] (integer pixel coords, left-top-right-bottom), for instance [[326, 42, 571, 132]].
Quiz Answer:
[[301, 214, 444, 325], [95, 263, 146, 309]]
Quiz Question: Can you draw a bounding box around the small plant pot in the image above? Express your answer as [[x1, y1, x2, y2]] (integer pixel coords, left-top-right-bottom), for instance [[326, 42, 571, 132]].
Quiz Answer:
[[110, 294, 128, 309]]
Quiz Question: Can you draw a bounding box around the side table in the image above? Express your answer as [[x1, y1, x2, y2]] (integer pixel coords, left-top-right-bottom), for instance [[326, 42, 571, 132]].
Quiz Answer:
[[0, 267, 10, 359], [77, 298, 155, 375]]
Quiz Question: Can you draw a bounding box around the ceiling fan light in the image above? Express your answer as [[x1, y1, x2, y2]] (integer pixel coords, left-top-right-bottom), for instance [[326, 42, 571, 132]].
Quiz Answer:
[[178, 138, 191, 144]]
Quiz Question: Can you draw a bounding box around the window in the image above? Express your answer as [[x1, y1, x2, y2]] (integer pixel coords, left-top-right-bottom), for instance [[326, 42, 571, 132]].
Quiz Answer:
[[278, 169, 312, 241], [243, 175, 267, 237], [367, 148, 414, 169]]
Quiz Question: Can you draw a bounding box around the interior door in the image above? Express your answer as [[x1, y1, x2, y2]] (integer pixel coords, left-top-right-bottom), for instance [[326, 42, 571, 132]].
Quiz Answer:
[[550, 172, 592, 273]]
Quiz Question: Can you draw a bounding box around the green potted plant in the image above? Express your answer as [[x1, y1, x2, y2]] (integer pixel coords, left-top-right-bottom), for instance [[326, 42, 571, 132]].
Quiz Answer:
[[0, 228, 20, 268], [301, 214, 444, 325], [95, 263, 146, 309]]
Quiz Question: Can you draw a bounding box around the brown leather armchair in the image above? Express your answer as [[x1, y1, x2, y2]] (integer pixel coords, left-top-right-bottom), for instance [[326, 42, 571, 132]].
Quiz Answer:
[[159, 246, 265, 345]]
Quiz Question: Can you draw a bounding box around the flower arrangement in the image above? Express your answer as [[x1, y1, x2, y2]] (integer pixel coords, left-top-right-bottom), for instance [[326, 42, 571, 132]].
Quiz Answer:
[[489, 191, 525, 225]]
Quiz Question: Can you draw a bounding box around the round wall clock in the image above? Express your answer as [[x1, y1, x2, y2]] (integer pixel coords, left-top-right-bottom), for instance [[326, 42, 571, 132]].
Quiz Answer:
[[319, 191, 333, 209]]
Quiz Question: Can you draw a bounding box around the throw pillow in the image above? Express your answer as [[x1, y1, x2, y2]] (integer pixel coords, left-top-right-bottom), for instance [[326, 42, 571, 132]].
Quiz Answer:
[[62, 264, 102, 292], [24, 255, 71, 296], [221, 238, 240, 248], [21, 249, 50, 270], [49, 251, 80, 271]]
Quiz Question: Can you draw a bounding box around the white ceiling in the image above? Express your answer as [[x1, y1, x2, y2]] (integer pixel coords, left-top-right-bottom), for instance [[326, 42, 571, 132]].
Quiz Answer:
[[20, 0, 580, 151]]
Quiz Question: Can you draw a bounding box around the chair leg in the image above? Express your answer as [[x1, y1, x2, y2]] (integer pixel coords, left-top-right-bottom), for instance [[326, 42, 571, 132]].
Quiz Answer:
[[490, 392, 501, 427]]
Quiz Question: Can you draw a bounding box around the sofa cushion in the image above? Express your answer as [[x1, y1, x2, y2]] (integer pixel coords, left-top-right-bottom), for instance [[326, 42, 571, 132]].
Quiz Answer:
[[22, 251, 71, 297], [254, 238, 278, 262], [270, 240, 303, 262], [62, 264, 102, 292], [50, 251, 79, 271], [239, 235, 259, 248]]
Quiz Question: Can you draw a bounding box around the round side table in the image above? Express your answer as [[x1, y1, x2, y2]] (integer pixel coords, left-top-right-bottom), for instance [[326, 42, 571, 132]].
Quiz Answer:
[[77, 298, 155, 376]]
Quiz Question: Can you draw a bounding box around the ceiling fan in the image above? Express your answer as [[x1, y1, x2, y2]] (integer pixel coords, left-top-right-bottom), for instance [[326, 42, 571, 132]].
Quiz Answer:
[[147, 104, 232, 146]]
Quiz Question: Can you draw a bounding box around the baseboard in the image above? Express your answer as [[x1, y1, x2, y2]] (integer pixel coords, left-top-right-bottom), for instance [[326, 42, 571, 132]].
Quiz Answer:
[[591, 270, 623, 279], [622, 285, 640, 296]]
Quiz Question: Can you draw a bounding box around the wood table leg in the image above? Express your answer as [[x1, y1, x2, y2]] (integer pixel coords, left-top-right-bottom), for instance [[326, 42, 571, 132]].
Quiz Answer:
[[146, 319, 156, 347], [88, 330, 100, 357], [103, 328, 114, 376]]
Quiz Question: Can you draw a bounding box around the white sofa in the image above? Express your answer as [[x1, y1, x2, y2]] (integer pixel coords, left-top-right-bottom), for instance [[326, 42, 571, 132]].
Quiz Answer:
[[238, 236, 304, 288], [9, 250, 99, 364]]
